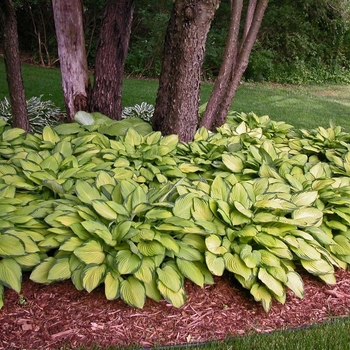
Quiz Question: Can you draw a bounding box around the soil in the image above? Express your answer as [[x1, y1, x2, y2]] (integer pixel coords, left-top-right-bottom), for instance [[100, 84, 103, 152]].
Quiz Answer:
[[0, 268, 349, 350]]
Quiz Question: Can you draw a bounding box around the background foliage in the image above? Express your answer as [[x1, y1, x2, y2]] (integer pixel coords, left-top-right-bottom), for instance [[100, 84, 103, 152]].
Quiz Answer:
[[9, 0, 350, 84]]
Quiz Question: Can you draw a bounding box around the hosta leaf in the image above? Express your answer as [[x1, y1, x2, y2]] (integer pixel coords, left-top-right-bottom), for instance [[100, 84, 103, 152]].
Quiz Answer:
[[318, 273, 337, 284], [205, 251, 225, 276], [60, 237, 83, 251], [81, 221, 114, 245], [173, 193, 196, 219], [115, 250, 141, 274], [20, 159, 41, 172], [224, 253, 252, 280], [104, 271, 121, 300], [14, 253, 41, 269], [142, 276, 161, 302], [30, 257, 56, 284], [157, 281, 186, 308], [240, 245, 261, 268], [42, 126, 60, 143], [291, 191, 318, 206], [155, 234, 180, 253], [222, 154, 244, 173], [292, 208, 323, 227], [0, 284, 4, 309], [134, 257, 155, 283], [160, 134, 178, 149], [291, 239, 321, 261], [42, 180, 65, 195], [74, 240, 105, 265], [145, 208, 172, 220], [82, 264, 106, 293], [285, 271, 304, 298], [176, 258, 204, 287], [156, 264, 183, 292], [300, 259, 334, 275], [259, 250, 282, 267], [211, 176, 229, 201], [92, 200, 117, 220], [0, 258, 22, 293], [48, 258, 71, 281], [176, 242, 202, 261], [250, 283, 272, 312], [266, 266, 288, 284], [233, 201, 253, 218], [138, 241, 165, 256], [254, 233, 288, 249], [205, 235, 226, 255], [0, 234, 26, 257], [120, 276, 146, 308], [96, 171, 116, 189], [191, 198, 214, 221], [2, 128, 26, 141], [75, 180, 102, 204]]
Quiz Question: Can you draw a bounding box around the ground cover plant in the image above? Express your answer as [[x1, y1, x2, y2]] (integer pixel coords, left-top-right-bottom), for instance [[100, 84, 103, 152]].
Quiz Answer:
[[1, 109, 350, 315]]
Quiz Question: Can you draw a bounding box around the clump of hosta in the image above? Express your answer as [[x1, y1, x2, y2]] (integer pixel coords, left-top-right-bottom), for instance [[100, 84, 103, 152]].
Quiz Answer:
[[122, 102, 154, 123], [1, 112, 350, 312], [0, 96, 65, 133]]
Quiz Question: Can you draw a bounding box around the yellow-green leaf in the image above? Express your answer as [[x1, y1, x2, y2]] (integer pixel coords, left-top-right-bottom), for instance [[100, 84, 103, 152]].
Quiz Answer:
[[120, 276, 146, 308], [0, 258, 22, 293], [48, 258, 71, 281], [74, 240, 105, 265], [82, 264, 106, 293]]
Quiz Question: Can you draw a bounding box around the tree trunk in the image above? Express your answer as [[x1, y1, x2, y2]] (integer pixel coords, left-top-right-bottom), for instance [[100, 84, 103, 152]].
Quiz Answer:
[[52, 0, 89, 122], [0, 0, 30, 132], [88, 0, 135, 120], [152, 0, 221, 142], [200, 0, 269, 131]]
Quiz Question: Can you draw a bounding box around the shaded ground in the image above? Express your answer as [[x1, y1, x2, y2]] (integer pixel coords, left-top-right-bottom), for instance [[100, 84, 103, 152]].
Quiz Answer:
[[0, 269, 349, 350]]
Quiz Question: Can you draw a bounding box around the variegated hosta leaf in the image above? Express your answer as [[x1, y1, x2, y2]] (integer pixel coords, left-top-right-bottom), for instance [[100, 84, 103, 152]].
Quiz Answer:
[[82, 264, 106, 293], [250, 283, 272, 312], [120, 276, 146, 308], [176, 258, 205, 287], [224, 253, 252, 280], [0, 234, 25, 256], [30, 257, 56, 284], [115, 250, 141, 275], [205, 251, 225, 276], [258, 267, 285, 297], [104, 271, 121, 300], [47, 257, 71, 281], [285, 271, 304, 298], [157, 280, 186, 308], [75, 180, 103, 204], [0, 258, 22, 293], [156, 264, 183, 292], [74, 240, 105, 265]]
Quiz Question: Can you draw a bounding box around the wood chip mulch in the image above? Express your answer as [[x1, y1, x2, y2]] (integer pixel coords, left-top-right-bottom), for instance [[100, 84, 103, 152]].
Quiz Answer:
[[0, 269, 349, 350]]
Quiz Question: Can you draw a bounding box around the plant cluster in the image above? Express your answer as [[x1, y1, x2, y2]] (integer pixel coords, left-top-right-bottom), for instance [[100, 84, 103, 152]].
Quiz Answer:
[[122, 102, 154, 123], [1, 111, 350, 311], [0, 96, 65, 133]]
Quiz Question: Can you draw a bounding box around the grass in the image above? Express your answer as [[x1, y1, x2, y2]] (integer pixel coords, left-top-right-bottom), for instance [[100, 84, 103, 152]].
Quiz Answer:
[[1, 57, 350, 131]]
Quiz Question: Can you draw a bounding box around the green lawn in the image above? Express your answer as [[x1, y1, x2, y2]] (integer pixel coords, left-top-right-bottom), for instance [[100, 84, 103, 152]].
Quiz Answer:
[[1, 57, 349, 131]]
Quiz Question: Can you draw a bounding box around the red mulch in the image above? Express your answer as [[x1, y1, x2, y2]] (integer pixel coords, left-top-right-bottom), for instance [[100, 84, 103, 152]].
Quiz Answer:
[[0, 269, 349, 350]]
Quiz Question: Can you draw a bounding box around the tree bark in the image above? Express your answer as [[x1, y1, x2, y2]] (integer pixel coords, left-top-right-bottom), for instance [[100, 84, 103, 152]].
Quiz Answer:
[[0, 0, 30, 132], [88, 0, 135, 120], [52, 0, 90, 121], [200, 0, 269, 131], [152, 0, 221, 142]]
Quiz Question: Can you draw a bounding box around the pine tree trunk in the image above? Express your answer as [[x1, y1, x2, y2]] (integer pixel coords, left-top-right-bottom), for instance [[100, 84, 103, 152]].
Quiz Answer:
[[0, 0, 29, 132], [52, 0, 90, 121], [89, 0, 135, 120], [153, 0, 220, 142]]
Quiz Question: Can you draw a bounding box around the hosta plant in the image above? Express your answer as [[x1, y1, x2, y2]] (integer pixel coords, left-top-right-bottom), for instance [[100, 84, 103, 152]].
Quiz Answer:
[[1, 111, 350, 312], [0, 96, 65, 133]]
